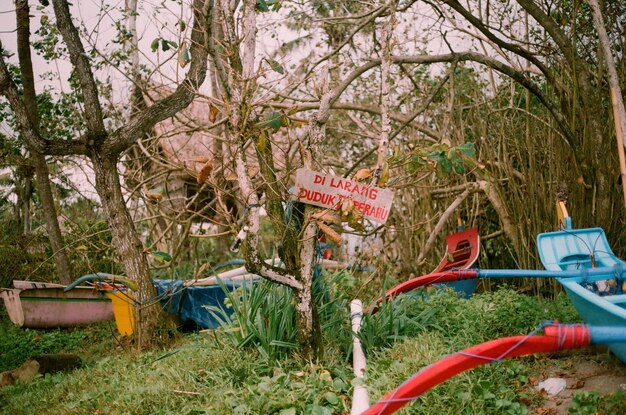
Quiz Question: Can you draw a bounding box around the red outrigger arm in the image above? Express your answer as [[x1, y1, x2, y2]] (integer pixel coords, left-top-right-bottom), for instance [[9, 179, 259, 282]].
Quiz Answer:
[[365, 269, 479, 314], [365, 228, 480, 314], [361, 324, 591, 415]]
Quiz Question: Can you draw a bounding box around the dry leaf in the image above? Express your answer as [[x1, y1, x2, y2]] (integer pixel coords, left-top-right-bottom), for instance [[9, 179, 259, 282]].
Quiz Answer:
[[340, 198, 354, 216], [319, 370, 332, 381], [194, 263, 211, 279], [312, 209, 340, 225], [378, 162, 389, 186], [317, 222, 343, 245], [177, 42, 190, 68], [257, 130, 268, 152], [348, 208, 364, 231], [209, 103, 220, 123], [225, 171, 239, 181], [197, 159, 213, 183], [192, 156, 209, 163], [571, 379, 585, 389], [353, 168, 371, 181], [145, 191, 163, 203]]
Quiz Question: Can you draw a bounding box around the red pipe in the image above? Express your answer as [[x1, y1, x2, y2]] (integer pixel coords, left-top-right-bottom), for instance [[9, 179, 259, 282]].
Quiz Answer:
[[361, 324, 590, 415], [365, 269, 478, 314]]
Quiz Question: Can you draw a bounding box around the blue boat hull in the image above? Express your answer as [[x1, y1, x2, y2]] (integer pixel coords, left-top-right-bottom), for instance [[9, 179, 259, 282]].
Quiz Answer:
[[559, 278, 626, 363], [439, 279, 478, 298], [537, 226, 626, 364]]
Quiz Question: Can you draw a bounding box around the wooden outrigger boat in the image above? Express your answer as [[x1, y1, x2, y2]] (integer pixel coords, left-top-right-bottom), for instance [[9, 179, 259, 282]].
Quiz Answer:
[[431, 226, 480, 297], [536, 202, 626, 363], [368, 203, 626, 364], [0, 280, 114, 328]]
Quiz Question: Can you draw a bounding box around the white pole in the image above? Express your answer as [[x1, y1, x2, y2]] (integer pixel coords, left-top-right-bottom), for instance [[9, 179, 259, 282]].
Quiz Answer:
[[351, 299, 369, 414]]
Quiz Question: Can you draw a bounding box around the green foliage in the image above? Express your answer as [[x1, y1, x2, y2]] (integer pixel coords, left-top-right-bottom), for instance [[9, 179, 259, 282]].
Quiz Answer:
[[417, 287, 580, 347], [33, 14, 63, 61], [61, 201, 122, 276], [408, 142, 477, 176], [0, 319, 352, 414], [265, 58, 285, 74], [256, 0, 282, 13], [0, 215, 57, 285], [364, 289, 580, 414], [150, 38, 178, 52], [0, 312, 116, 372], [0, 286, 620, 414], [206, 280, 299, 360], [206, 272, 350, 361], [569, 390, 626, 415], [357, 292, 438, 353]]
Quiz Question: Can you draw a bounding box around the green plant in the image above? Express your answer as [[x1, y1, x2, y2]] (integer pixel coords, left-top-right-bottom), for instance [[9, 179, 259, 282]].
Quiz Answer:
[[357, 291, 438, 353], [206, 270, 351, 361], [0, 313, 116, 372], [206, 279, 298, 360], [569, 390, 626, 415]]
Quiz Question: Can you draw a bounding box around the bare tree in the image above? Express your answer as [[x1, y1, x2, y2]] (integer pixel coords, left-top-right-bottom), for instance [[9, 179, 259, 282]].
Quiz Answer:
[[0, 0, 214, 347], [12, 0, 73, 284]]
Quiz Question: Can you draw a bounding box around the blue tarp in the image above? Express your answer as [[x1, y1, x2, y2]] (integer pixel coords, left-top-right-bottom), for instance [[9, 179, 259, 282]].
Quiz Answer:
[[153, 280, 240, 329]]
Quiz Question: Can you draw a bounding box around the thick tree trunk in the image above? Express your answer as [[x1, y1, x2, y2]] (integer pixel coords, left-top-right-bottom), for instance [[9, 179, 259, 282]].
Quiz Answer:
[[91, 152, 165, 348], [295, 212, 323, 359]]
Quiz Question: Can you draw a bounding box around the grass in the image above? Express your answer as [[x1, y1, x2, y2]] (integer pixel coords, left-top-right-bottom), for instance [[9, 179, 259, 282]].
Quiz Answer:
[[1, 281, 625, 414], [0, 307, 118, 373]]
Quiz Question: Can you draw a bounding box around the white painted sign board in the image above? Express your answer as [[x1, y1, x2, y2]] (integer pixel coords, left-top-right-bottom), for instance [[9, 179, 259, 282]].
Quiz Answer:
[[295, 168, 394, 223]]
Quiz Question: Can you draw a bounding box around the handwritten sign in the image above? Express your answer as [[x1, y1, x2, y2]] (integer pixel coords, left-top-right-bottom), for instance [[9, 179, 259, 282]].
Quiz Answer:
[[295, 168, 394, 224]]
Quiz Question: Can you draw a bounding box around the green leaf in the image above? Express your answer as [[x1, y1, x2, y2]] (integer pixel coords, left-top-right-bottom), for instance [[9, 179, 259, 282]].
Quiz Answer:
[[263, 111, 283, 130], [39, 0, 49, 5], [310, 406, 332, 415], [161, 39, 177, 52], [178, 44, 191, 67], [279, 409, 296, 415], [266, 58, 284, 74], [453, 158, 465, 174], [271, 0, 282, 11], [437, 157, 452, 175], [179, 20, 186, 32], [151, 251, 172, 264], [332, 378, 346, 392], [150, 38, 160, 52], [255, 0, 269, 12], [449, 149, 465, 174], [324, 391, 339, 405], [427, 150, 444, 161], [457, 142, 476, 157]]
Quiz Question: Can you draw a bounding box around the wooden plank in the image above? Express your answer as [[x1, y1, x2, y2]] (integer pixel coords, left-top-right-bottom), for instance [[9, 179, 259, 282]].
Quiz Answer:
[[295, 168, 394, 224]]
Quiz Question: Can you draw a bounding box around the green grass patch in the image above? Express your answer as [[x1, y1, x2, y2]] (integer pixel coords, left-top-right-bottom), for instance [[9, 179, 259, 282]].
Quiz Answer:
[[0, 307, 118, 372], [0, 282, 621, 414]]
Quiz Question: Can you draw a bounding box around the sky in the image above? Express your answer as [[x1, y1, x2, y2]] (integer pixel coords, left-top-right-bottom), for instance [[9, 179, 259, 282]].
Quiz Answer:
[[0, 0, 501, 205]]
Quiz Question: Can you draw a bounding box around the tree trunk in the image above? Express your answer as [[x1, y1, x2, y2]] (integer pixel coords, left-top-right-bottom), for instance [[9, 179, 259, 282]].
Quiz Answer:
[[16, 0, 73, 284], [587, 0, 626, 210], [31, 154, 73, 284], [295, 211, 323, 359], [90, 152, 165, 348]]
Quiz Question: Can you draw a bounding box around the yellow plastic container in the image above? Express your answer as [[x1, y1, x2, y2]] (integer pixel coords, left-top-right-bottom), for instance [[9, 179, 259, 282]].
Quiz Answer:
[[105, 291, 136, 336]]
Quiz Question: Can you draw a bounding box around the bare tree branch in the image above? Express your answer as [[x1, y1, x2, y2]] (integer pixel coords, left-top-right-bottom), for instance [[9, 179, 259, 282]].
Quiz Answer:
[[51, 0, 107, 141], [109, 0, 213, 156]]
